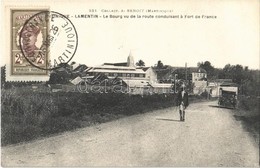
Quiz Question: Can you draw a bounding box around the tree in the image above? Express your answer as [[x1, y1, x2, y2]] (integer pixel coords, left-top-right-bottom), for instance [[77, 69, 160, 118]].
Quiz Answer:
[[233, 64, 244, 84], [47, 63, 72, 84], [136, 60, 145, 66], [220, 63, 255, 85], [198, 61, 215, 79], [157, 60, 164, 69], [209, 63, 259, 95], [48, 71, 70, 84], [197, 62, 203, 67]]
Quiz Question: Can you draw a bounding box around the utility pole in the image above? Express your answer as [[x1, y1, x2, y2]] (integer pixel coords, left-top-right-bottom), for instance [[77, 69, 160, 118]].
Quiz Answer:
[[174, 74, 178, 93], [185, 62, 187, 84]]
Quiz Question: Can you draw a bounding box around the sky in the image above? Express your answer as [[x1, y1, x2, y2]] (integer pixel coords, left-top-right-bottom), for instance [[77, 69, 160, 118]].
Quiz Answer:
[[1, 0, 259, 69]]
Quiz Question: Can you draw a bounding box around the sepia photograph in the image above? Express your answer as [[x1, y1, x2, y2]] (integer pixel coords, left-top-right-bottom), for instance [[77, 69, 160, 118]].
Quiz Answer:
[[0, 0, 259, 167]]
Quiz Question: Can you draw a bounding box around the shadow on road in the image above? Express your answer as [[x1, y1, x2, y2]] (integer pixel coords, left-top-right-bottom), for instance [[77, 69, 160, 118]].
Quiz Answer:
[[156, 118, 181, 122], [208, 105, 234, 110]]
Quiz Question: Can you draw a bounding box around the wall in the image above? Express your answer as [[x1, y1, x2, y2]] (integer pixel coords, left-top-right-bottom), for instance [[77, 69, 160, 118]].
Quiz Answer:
[[193, 81, 207, 95]]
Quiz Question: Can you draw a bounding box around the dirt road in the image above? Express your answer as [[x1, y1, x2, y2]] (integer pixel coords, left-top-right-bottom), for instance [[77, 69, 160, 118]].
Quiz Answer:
[[1, 101, 259, 167]]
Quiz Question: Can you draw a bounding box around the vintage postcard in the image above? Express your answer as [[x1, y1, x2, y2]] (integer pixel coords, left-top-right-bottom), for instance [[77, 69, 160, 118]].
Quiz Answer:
[[1, 0, 259, 167]]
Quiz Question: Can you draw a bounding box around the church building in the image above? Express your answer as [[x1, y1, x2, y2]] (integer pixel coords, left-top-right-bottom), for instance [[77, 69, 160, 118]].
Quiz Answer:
[[84, 52, 158, 84]]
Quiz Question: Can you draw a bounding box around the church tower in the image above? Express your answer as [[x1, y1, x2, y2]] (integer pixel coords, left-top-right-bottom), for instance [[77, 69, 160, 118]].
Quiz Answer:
[[127, 51, 135, 67]]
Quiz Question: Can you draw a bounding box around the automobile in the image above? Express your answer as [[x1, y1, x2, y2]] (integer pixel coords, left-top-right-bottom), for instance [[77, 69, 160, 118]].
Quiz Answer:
[[218, 86, 238, 108], [218, 89, 237, 108]]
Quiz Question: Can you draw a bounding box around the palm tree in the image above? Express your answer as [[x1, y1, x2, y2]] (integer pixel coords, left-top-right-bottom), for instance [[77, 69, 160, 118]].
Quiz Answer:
[[136, 60, 145, 66]]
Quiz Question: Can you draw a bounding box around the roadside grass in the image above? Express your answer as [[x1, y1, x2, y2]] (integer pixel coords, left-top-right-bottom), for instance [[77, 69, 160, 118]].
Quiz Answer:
[[1, 88, 210, 146], [233, 96, 260, 144], [1, 89, 172, 146]]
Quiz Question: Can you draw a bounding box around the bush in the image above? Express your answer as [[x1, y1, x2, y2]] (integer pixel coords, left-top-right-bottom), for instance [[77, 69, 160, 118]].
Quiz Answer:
[[238, 96, 259, 112], [234, 96, 259, 143], [1, 89, 179, 146]]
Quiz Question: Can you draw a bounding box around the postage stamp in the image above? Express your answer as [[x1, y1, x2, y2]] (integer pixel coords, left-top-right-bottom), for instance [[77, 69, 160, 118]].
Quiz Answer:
[[5, 8, 78, 81], [8, 9, 49, 81]]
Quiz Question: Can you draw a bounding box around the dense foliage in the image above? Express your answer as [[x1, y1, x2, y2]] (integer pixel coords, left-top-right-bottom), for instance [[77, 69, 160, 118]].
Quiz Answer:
[[1, 90, 179, 145]]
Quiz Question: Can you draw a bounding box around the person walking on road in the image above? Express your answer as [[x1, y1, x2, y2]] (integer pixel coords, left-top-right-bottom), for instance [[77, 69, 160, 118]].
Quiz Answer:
[[177, 85, 189, 121]]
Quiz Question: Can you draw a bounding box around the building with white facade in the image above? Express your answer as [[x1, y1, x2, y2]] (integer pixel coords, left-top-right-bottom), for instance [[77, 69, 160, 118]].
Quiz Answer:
[[170, 67, 207, 95], [190, 67, 207, 82], [81, 52, 173, 95], [84, 52, 157, 84]]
